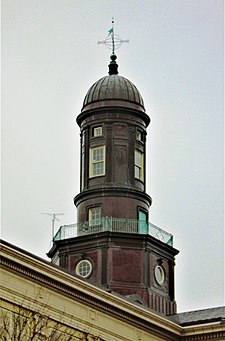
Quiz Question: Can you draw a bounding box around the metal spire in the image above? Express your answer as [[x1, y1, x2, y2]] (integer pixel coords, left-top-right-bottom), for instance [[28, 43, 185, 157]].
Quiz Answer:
[[111, 17, 115, 55]]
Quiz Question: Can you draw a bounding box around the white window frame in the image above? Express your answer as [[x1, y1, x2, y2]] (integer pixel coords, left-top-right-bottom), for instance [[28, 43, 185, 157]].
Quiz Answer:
[[135, 149, 144, 181], [75, 260, 92, 278], [89, 145, 105, 177], [93, 126, 103, 137], [136, 130, 143, 142]]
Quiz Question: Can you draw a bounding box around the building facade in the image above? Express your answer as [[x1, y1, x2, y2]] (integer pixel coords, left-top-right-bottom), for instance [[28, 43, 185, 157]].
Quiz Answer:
[[1, 240, 225, 341]]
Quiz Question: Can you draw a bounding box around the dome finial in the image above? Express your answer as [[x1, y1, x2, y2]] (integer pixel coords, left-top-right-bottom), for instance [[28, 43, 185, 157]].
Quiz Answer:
[[108, 53, 118, 75]]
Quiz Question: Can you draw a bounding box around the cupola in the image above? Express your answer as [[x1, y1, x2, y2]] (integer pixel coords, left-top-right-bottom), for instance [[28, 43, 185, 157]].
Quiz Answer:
[[48, 51, 179, 317], [74, 54, 152, 225]]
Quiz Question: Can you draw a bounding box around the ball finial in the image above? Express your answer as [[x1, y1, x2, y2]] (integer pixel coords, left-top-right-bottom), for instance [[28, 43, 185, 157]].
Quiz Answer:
[[110, 54, 117, 61], [108, 54, 118, 75]]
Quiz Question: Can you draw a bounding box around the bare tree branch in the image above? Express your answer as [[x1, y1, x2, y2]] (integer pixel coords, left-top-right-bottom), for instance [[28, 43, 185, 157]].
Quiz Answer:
[[0, 299, 105, 341]]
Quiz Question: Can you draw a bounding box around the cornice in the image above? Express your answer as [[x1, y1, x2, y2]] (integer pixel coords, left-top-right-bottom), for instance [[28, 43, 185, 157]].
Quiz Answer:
[[0, 241, 180, 340], [74, 187, 152, 207], [77, 103, 150, 127], [181, 321, 225, 340], [182, 329, 225, 340], [1, 241, 224, 340], [51, 232, 179, 261]]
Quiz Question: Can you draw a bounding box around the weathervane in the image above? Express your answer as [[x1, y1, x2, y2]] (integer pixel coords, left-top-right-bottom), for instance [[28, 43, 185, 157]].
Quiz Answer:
[[97, 18, 129, 55]]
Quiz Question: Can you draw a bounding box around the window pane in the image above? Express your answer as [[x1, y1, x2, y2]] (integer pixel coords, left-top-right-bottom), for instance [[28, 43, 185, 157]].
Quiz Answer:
[[93, 127, 102, 137], [91, 207, 101, 220], [93, 148, 103, 162], [89, 207, 101, 226], [80, 262, 90, 276], [135, 149, 144, 181], [135, 165, 140, 179], [90, 146, 105, 177], [135, 150, 141, 166], [136, 130, 144, 142], [93, 162, 103, 176]]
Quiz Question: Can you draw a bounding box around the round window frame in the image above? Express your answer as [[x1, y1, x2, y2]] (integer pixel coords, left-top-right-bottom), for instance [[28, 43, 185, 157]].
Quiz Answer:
[[154, 265, 165, 286], [75, 259, 93, 279]]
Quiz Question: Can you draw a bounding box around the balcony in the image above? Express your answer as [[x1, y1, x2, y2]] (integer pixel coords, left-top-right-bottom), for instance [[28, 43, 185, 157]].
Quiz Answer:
[[53, 217, 173, 246]]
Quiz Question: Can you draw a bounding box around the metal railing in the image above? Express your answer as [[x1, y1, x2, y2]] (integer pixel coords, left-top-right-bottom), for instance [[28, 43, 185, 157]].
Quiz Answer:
[[53, 217, 173, 246]]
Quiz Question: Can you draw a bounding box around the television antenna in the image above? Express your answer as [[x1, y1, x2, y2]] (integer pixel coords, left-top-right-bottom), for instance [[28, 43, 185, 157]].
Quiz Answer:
[[42, 212, 64, 240]]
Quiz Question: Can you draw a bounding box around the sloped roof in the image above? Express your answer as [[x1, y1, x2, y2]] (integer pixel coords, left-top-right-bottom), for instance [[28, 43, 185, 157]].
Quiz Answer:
[[169, 306, 225, 326]]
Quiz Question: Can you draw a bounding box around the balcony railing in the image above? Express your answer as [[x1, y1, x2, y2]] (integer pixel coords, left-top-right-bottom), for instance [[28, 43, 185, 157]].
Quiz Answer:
[[53, 217, 173, 246]]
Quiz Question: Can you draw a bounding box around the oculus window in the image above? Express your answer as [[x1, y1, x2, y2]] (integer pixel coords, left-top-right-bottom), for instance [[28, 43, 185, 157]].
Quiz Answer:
[[135, 149, 144, 181], [154, 265, 165, 286], [75, 260, 92, 278], [89, 145, 105, 177]]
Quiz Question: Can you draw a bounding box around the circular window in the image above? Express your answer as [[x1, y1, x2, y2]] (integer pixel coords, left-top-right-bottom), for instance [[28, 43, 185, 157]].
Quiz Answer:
[[154, 265, 165, 286], [75, 260, 92, 278]]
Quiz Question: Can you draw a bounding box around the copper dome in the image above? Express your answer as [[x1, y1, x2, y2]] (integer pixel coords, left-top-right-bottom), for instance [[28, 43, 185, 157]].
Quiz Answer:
[[82, 75, 145, 112]]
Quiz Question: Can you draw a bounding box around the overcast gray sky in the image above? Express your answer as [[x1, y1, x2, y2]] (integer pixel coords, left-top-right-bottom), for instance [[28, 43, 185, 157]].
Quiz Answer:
[[1, 0, 224, 313]]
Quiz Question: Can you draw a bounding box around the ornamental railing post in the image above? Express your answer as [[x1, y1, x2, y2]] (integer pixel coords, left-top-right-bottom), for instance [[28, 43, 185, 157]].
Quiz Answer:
[[109, 216, 113, 231], [102, 216, 112, 232], [147, 222, 150, 235]]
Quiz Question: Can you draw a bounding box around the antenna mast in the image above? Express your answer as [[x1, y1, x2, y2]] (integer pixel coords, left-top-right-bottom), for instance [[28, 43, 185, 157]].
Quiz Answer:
[[42, 212, 64, 240]]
